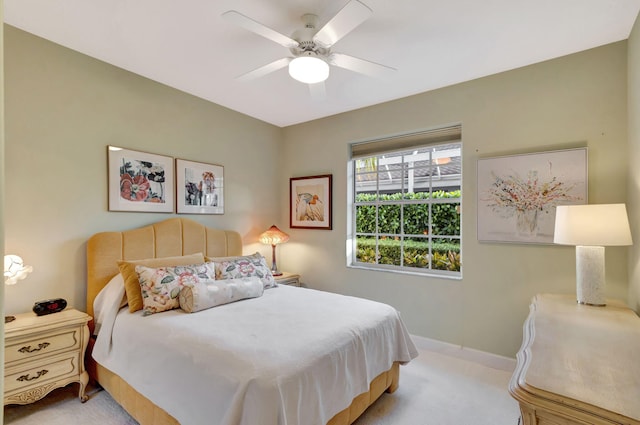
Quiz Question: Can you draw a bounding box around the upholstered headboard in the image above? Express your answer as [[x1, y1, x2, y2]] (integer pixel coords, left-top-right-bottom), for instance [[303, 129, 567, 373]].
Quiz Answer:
[[86, 218, 242, 318]]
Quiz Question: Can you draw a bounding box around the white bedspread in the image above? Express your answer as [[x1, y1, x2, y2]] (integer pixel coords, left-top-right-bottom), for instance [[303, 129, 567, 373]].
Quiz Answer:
[[93, 283, 418, 425]]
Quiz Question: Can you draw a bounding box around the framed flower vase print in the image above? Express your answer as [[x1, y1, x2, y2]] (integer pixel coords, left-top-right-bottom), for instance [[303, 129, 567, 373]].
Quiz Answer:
[[108, 146, 174, 212], [176, 159, 224, 214], [290, 174, 332, 230], [477, 147, 587, 244]]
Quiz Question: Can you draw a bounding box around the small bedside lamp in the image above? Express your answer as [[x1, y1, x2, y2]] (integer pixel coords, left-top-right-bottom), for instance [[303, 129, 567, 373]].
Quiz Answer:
[[259, 225, 290, 276], [4, 254, 34, 322], [554, 204, 632, 306]]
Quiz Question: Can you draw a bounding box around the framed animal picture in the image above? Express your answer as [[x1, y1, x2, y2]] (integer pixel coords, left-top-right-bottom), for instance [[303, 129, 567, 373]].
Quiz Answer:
[[290, 174, 332, 230]]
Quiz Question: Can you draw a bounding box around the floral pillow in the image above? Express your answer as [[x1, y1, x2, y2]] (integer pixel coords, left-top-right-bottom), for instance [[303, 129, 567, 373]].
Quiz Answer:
[[135, 262, 215, 315], [214, 252, 276, 289]]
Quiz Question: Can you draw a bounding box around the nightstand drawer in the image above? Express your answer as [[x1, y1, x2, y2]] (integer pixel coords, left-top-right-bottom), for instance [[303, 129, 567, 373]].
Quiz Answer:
[[4, 353, 78, 394], [4, 308, 91, 405], [5, 328, 81, 364], [275, 272, 301, 287]]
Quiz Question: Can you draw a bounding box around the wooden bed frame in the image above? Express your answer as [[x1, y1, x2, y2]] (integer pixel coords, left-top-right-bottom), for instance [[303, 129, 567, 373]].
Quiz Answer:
[[86, 217, 400, 425]]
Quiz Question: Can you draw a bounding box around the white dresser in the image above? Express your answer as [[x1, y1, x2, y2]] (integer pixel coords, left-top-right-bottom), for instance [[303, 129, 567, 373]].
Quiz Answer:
[[509, 294, 640, 425], [4, 308, 91, 405]]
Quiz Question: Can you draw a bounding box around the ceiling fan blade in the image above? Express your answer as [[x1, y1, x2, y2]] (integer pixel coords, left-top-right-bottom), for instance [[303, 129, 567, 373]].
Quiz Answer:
[[313, 0, 372, 48], [309, 82, 327, 101], [329, 52, 396, 78], [236, 57, 292, 82], [222, 10, 299, 48]]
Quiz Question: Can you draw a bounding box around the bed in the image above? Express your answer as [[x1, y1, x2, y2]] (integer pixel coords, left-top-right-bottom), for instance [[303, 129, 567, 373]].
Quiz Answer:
[[86, 217, 418, 425]]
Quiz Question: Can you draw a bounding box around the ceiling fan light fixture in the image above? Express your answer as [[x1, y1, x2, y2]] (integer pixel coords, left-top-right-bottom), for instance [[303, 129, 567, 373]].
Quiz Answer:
[[288, 56, 330, 84]]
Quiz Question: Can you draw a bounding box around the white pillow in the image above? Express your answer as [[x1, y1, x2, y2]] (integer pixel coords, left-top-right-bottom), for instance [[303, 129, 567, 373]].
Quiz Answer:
[[179, 277, 264, 313]]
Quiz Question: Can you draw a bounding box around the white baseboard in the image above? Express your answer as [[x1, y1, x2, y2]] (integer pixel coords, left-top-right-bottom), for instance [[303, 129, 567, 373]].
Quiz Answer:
[[410, 334, 516, 372]]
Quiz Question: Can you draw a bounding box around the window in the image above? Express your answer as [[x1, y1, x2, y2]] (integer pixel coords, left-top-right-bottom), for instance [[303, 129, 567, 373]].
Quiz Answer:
[[348, 125, 462, 278]]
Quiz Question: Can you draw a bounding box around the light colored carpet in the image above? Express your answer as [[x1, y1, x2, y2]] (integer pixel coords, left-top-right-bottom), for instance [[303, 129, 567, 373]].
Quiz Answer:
[[4, 343, 520, 425]]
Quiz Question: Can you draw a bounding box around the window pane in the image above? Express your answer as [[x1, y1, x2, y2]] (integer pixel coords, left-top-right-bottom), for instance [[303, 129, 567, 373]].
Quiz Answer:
[[378, 236, 401, 266], [431, 202, 461, 236], [355, 172, 378, 200], [403, 204, 430, 236], [377, 156, 402, 193], [432, 144, 461, 192], [402, 165, 434, 199], [378, 204, 401, 235], [355, 205, 377, 234], [355, 157, 378, 173], [355, 236, 377, 264], [432, 238, 461, 271], [403, 237, 430, 269]]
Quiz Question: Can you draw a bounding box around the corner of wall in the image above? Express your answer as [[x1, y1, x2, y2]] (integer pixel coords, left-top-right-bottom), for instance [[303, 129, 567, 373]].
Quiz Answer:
[[627, 11, 640, 310], [1, 1, 6, 415]]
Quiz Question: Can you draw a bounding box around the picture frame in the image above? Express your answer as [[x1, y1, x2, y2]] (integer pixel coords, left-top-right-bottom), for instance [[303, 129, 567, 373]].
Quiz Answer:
[[176, 158, 224, 214], [477, 147, 587, 244], [108, 146, 174, 213], [290, 174, 332, 230]]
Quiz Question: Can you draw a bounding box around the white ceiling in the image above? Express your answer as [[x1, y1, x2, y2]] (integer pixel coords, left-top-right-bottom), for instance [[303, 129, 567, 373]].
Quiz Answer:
[[4, 0, 640, 127]]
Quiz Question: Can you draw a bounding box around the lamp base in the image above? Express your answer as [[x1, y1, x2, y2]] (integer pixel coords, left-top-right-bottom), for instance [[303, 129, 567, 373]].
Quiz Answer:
[[270, 244, 282, 276], [577, 301, 606, 307], [5, 315, 16, 323], [576, 245, 606, 307]]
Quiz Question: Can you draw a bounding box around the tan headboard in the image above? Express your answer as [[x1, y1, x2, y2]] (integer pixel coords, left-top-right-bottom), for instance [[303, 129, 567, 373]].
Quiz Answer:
[[86, 217, 242, 318]]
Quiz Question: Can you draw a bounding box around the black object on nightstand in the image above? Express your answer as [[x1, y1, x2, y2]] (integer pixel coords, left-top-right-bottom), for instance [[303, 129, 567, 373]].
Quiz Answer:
[[32, 298, 67, 316]]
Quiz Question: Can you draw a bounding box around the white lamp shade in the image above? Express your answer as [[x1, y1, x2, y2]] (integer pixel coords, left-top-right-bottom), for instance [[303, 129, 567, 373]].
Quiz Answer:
[[554, 204, 632, 246], [288, 56, 330, 84]]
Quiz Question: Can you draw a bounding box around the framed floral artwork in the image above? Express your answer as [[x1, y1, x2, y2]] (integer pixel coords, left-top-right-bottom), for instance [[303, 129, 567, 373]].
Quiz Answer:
[[290, 174, 332, 230], [176, 159, 224, 214], [477, 147, 587, 244], [108, 146, 174, 212]]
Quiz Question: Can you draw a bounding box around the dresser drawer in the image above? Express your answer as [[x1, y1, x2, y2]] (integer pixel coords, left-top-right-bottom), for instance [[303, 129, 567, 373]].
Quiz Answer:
[[4, 353, 79, 394], [5, 327, 82, 364]]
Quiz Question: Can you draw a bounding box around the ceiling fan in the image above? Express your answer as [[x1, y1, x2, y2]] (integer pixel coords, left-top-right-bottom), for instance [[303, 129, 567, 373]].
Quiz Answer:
[[222, 0, 395, 97]]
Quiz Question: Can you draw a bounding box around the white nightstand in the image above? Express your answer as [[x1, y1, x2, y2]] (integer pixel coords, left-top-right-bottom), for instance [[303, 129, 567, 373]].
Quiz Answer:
[[4, 308, 91, 405], [274, 272, 301, 287]]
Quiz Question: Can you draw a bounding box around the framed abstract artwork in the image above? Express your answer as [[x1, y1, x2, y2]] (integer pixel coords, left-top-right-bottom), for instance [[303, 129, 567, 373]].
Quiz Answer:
[[176, 159, 224, 214], [477, 147, 587, 244], [290, 174, 332, 230], [108, 146, 174, 213]]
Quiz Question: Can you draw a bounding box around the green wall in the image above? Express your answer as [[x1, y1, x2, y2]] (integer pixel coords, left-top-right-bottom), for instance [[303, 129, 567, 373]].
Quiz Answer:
[[1, 0, 6, 415], [281, 41, 629, 357], [628, 14, 640, 310], [3, 25, 283, 316]]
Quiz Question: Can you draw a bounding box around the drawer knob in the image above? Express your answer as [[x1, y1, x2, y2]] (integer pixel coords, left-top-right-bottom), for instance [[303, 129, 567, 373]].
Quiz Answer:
[[17, 369, 48, 382], [18, 342, 50, 353]]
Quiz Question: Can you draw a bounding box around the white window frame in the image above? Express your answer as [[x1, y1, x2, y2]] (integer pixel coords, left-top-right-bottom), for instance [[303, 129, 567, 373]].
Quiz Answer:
[[347, 126, 462, 279]]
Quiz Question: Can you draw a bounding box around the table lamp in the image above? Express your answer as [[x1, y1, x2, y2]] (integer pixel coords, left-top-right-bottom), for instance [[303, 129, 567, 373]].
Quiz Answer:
[[553, 204, 632, 306], [4, 254, 33, 322], [258, 225, 290, 276]]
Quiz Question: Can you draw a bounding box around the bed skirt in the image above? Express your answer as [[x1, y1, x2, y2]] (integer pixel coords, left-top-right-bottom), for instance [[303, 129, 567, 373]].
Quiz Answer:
[[89, 357, 400, 425]]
